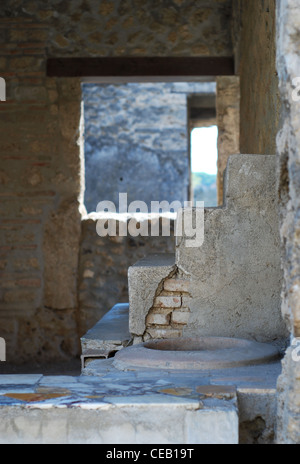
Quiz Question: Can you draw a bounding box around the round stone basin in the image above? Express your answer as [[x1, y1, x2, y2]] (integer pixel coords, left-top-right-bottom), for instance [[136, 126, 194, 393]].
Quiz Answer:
[[113, 337, 280, 371]]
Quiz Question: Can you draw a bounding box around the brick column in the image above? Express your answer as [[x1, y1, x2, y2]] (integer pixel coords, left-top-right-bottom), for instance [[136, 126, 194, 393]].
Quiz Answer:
[[216, 76, 240, 205]]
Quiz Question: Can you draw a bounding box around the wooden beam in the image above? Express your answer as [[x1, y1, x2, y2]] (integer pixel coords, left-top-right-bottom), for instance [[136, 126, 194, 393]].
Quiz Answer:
[[47, 57, 235, 78]]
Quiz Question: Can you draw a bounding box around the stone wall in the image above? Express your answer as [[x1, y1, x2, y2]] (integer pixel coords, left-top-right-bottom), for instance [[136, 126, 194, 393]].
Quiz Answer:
[[0, 0, 233, 362], [275, 0, 300, 444], [82, 82, 213, 213], [232, 0, 280, 155], [0, 70, 83, 361], [1, 0, 233, 58]]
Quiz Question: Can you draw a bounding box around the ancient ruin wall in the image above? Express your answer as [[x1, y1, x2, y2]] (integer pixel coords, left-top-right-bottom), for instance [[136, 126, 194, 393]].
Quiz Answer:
[[275, 0, 300, 445], [0, 1, 233, 361], [232, 0, 280, 155]]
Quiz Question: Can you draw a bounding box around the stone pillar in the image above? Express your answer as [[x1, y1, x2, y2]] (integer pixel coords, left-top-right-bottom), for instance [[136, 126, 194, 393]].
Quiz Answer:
[[216, 76, 240, 205], [275, 0, 300, 445]]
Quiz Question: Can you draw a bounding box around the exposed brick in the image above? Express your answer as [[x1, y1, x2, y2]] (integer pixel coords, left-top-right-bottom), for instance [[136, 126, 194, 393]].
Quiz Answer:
[[153, 296, 181, 308], [163, 278, 190, 293], [146, 312, 171, 326], [171, 310, 190, 325]]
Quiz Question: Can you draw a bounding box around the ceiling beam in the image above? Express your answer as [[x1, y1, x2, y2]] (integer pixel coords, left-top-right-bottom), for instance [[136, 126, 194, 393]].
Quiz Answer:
[[47, 57, 235, 78]]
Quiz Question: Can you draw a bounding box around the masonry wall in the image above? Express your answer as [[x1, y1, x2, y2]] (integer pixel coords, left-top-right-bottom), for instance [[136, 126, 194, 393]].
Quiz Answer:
[[232, 0, 280, 155], [275, 0, 300, 444], [0, 73, 83, 362], [0, 1, 233, 362]]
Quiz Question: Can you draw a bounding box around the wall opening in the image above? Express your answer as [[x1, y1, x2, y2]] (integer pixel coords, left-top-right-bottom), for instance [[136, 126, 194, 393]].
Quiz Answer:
[[190, 126, 218, 207], [188, 93, 218, 207], [81, 82, 216, 214]]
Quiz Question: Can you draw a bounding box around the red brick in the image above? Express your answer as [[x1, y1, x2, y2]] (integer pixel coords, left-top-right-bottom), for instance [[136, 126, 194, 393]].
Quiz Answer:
[[153, 296, 181, 308]]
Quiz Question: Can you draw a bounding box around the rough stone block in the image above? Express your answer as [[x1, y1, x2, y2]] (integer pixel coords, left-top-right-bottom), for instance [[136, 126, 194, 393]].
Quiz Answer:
[[80, 303, 131, 365]]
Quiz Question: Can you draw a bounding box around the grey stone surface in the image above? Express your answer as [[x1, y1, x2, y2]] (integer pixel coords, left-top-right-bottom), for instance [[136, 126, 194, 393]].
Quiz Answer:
[[0, 402, 238, 444], [81, 303, 130, 349], [80, 303, 131, 366], [176, 154, 288, 346], [128, 254, 176, 336], [113, 337, 280, 371]]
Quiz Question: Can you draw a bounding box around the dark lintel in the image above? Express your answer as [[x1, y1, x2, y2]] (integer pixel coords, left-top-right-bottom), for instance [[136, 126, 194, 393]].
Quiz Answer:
[[47, 57, 235, 78]]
